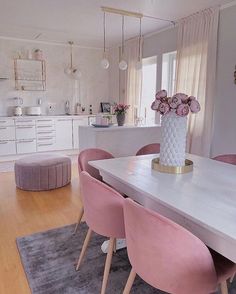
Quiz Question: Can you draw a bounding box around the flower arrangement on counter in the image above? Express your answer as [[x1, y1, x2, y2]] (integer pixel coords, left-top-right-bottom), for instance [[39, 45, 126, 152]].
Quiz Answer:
[[151, 90, 201, 116], [113, 103, 130, 115]]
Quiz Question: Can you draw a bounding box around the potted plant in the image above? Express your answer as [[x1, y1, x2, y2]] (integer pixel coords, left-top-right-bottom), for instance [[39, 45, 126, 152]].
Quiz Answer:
[[113, 103, 130, 126]]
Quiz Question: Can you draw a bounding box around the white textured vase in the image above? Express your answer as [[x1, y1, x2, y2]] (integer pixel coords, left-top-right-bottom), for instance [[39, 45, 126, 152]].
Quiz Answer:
[[160, 111, 187, 167]]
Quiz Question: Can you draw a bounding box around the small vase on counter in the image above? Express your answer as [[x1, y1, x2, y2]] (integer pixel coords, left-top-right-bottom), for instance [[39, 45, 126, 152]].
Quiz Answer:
[[113, 103, 130, 127], [116, 113, 126, 126]]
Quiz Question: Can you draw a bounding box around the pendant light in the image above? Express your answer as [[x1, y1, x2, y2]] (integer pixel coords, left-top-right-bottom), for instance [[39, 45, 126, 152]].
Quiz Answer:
[[136, 18, 143, 70], [119, 15, 128, 71], [64, 41, 82, 79], [101, 12, 110, 69]]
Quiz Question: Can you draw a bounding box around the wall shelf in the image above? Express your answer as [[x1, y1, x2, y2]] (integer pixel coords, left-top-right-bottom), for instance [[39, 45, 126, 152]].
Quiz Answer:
[[14, 59, 46, 91]]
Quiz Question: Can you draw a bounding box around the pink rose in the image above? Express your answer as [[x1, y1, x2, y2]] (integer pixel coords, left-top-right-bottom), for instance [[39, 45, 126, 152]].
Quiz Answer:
[[189, 96, 196, 101], [159, 102, 170, 115], [155, 90, 167, 100], [175, 93, 189, 103], [189, 100, 200, 113], [168, 96, 182, 109], [176, 104, 190, 116], [151, 99, 161, 110]]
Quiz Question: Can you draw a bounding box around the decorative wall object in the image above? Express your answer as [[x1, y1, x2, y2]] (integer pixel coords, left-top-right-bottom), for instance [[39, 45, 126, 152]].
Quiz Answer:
[[14, 58, 46, 91]]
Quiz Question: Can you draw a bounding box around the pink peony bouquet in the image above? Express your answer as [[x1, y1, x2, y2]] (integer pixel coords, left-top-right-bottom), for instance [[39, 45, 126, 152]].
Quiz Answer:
[[113, 103, 130, 115], [151, 90, 201, 117]]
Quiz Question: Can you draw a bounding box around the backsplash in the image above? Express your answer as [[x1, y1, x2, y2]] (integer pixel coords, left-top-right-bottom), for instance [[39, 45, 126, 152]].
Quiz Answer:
[[0, 38, 109, 116]]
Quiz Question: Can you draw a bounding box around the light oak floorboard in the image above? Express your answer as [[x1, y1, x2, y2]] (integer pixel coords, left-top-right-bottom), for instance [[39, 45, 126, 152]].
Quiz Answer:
[[0, 164, 83, 294]]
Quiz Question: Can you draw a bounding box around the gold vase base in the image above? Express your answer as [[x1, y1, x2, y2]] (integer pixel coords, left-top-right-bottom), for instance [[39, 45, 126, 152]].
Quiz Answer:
[[152, 158, 193, 174]]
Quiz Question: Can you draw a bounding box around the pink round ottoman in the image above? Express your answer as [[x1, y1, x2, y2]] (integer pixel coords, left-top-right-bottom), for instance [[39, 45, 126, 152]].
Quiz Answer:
[[15, 154, 71, 191]]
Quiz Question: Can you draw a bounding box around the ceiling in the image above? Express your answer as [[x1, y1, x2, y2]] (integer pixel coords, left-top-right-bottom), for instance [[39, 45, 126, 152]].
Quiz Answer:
[[0, 0, 233, 48]]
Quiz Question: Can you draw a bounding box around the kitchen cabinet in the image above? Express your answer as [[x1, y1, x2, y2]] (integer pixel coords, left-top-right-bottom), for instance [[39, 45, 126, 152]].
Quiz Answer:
[[16, 139, 37, 154], [55, 118, 73, 150], [36, 118, 56, 152], [0, 118, 16, 155], [73, 117, 88, 149], [0, 141, 16, 156], [0, 115, 111, 158]]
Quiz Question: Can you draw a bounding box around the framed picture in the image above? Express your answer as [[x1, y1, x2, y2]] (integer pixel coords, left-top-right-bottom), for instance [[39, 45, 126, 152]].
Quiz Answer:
[[101, 102, 111, 113]]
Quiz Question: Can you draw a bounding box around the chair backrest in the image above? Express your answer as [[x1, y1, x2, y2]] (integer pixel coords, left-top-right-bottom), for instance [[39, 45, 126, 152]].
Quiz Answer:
[[212, 154, 236, 165], [136, 143, 160, 156], [80, 171, 125, 239], [123, 199, 217, 294], [78, 148, 114, 181]]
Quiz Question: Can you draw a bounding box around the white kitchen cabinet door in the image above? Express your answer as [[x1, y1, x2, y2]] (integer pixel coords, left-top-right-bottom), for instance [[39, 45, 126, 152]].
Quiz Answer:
[[55, 119, 73, 150], [73, 118, 88, 149], [0, 141, 16, 156], [0, 126, 15, 140], [16, 139, 37, 154]]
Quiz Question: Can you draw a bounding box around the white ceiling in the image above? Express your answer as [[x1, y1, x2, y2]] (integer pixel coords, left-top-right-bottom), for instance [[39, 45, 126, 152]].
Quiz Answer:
[[0, 0, 233, 48]]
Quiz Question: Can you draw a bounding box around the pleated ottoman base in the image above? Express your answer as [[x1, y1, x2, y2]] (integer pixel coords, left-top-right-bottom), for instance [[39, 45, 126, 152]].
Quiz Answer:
[[15, 153, 71, 191]]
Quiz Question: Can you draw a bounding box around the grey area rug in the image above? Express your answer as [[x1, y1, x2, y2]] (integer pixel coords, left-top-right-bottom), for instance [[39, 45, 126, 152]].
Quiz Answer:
[[16, 223, 163, 294], [16, 223, 236, 294]]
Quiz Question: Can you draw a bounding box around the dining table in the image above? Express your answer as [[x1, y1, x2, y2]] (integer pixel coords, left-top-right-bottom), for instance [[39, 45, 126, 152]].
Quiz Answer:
[[90, 153, 236, 263]]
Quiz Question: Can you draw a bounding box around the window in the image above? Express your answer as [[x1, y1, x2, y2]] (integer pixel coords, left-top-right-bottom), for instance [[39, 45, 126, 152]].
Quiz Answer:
[[162, 51, 177, 96], [140, 56, 157, 125]]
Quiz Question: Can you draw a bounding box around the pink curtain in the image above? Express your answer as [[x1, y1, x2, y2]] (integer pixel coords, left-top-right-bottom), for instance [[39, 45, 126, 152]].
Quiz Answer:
[[175, 7, 219, 157]]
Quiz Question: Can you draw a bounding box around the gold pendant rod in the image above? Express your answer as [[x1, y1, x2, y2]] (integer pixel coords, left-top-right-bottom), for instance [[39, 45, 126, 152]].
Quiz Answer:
[[101, 6, 143, 19]]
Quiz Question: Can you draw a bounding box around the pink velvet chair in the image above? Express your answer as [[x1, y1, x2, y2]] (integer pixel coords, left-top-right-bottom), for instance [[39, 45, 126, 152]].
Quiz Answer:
[[76, 171, 125, 294], [212, 153, 236, 283], [74, 148, 114, 234], [212, 154, 236, 165], [136, 143, 160, 156], [123, 199, 235, 294]]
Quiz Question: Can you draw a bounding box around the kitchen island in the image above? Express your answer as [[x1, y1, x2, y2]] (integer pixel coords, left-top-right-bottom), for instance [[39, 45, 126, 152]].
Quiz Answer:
[[79, 125, 161, 157]]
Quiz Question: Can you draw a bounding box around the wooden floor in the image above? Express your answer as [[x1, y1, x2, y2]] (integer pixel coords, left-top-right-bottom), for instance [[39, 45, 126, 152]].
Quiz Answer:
[[0, 164, 83, 294]]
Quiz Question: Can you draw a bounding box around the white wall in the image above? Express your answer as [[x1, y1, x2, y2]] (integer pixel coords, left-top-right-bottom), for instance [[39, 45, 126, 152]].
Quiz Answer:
[[0, 38, 109, 116], [211, 5, 236, 156]]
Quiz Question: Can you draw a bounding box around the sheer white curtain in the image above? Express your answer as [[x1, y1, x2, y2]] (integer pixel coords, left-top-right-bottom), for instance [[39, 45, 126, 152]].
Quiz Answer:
[[120, 37, 143, 123], [175, 7, 219, 157]]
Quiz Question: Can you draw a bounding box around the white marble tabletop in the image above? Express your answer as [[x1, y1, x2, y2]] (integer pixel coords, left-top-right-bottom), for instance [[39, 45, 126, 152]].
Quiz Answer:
[[90, 154, 236, 262]]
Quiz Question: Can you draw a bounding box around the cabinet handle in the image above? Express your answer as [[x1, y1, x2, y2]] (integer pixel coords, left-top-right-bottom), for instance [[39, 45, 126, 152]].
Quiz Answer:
[[37, 119, 52, 122], [38, 137, 54, 140], [38, 143, 53, 146], [0, 141, 8, 144], [16, 120, 33, 123], [37, 131, 54, 134], [0, 127, 7, 130], [17, 126, 34, 129], [57, 119, 71, 121], [37, 125, 53, 128], [17, 140, 34, 143], [0, 120, 7, 123]]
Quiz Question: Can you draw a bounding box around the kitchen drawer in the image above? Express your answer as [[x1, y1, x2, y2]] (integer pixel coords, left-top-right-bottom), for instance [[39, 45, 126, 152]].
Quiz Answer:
[[36, 124, 55, 132], [16, 139, 36, 154], [36, 118, 55, 126], [0, 119, 15, 126], [37, 139, 57, 152], [0, 126, 15, 140], [37, 130, 56, 137], [16, 125, 36, 140], [0, 140, 16, 156], [15, 119, 35, 126]]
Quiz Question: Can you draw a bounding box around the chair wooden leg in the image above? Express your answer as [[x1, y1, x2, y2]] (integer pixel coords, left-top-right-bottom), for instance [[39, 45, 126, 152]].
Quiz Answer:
[[220, 281, 229, 294], [123, 268, 136, 294], [230, 273, 235, 283], [101, 237, 115, 294], [76, 227, 92, 271], [113, 240, 116, 253], [73, 207, 84, 234]]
